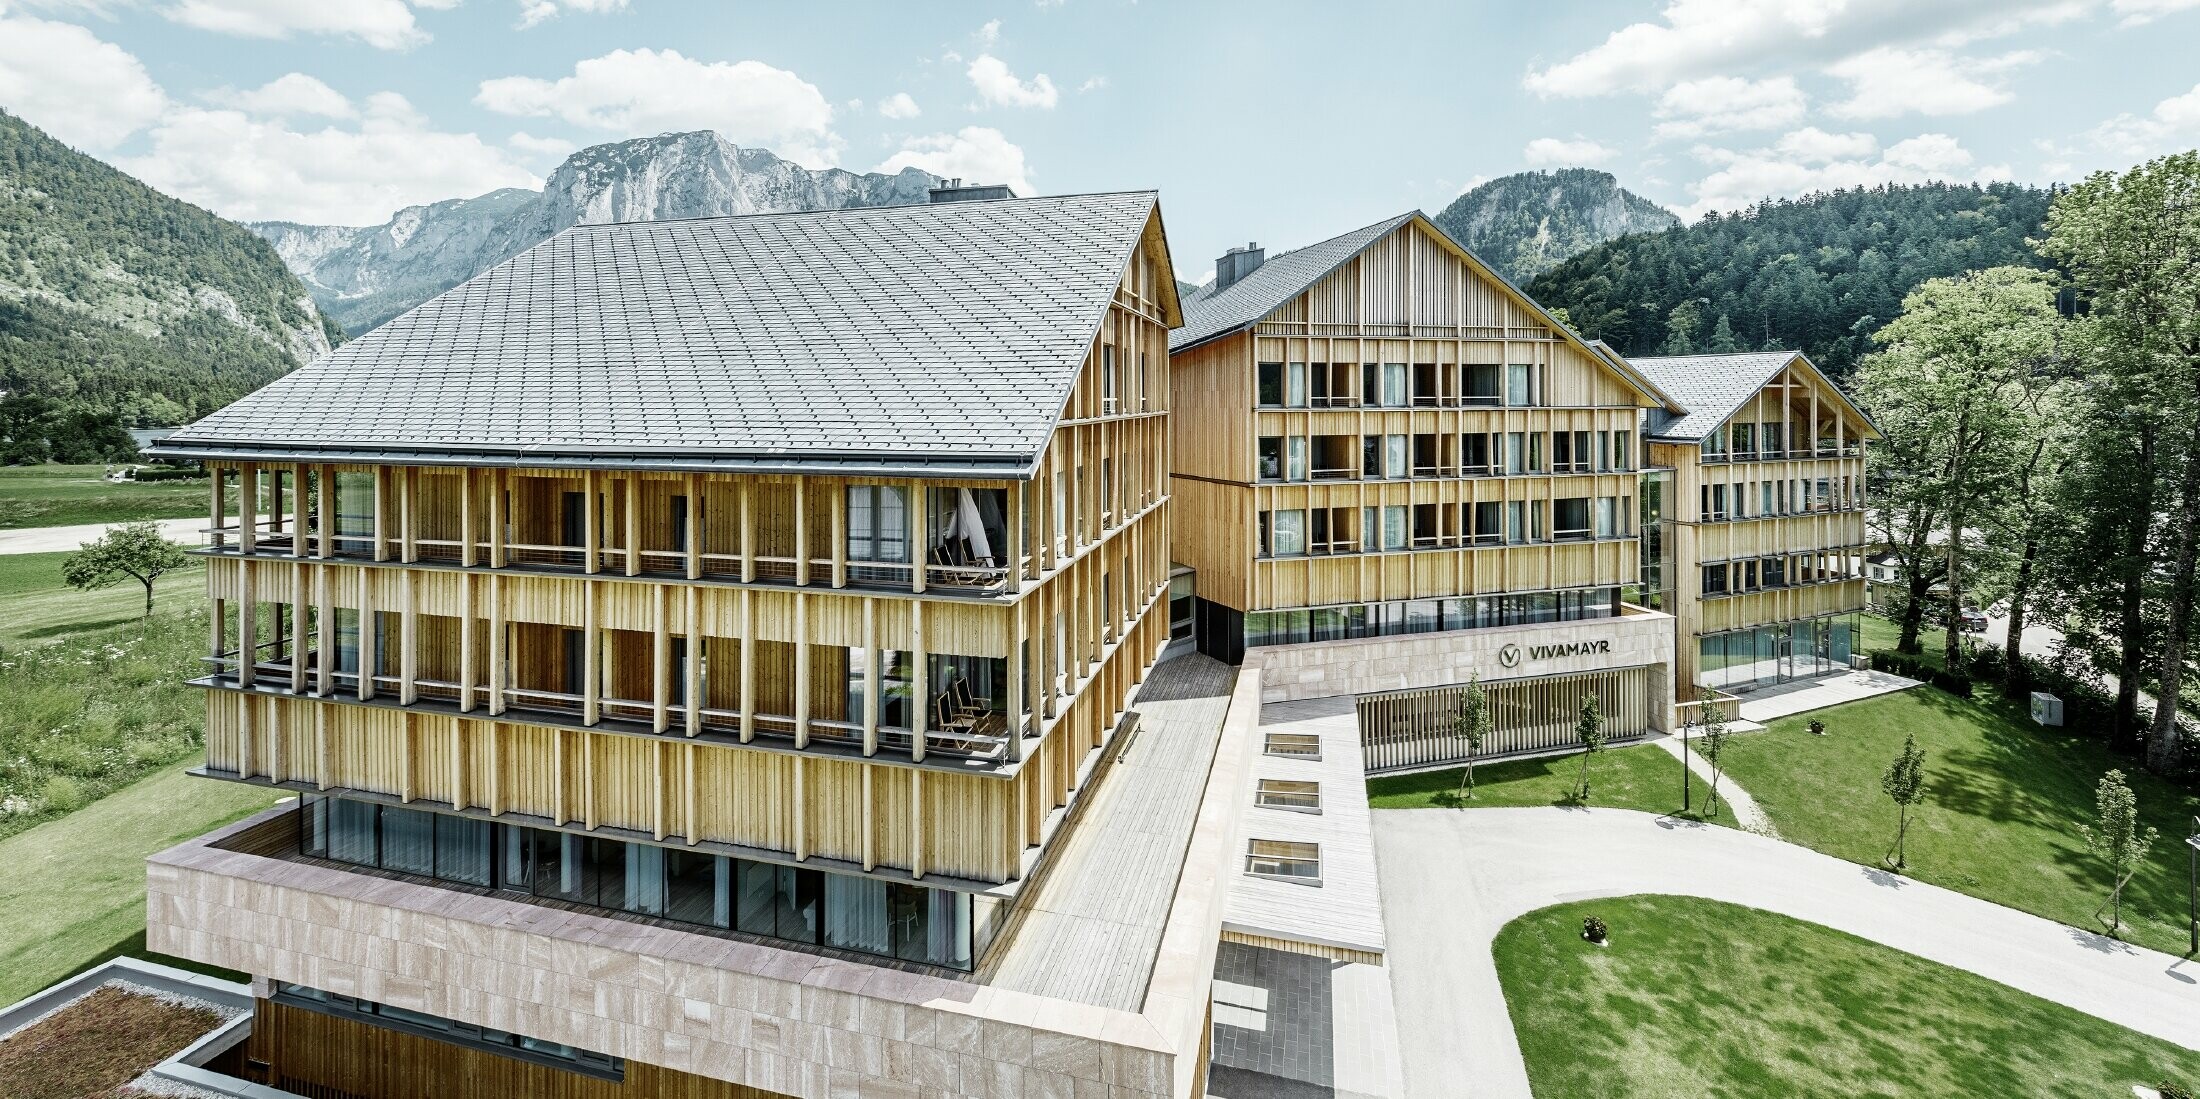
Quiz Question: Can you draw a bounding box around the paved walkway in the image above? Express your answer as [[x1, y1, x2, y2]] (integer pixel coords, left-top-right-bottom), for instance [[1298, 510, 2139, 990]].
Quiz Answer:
[[1649, 734, 1776, 837], [1374, 807, 2200, 1099], [0, 517, 200, 554], [1734, 668, 1919, 723]]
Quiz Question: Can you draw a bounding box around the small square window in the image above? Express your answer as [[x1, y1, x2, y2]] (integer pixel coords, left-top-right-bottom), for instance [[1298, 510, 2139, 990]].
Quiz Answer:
[[1246, 839, 1321, 883], [1263, 732, 1321, 759], [1255, 779, 1322, 813]]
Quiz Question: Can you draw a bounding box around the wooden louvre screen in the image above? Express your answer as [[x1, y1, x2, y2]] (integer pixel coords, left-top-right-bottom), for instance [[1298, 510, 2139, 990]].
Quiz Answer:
[[1357, 667, 1651, 773]]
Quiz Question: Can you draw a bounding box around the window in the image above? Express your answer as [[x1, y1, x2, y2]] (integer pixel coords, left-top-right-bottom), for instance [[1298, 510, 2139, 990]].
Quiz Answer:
[[1386, 434, 1408, 479], [1595, 497, 1620, 539], [1471, 501, 1503, 544], [1246, 839, 1322, 883], [1102, 346, 1118, 414], [1257, 363, 1285, 408], [272, 982, 626, 1080], [1465, 363, 1502, 404], [1257, 436, 1284, 481], [1362, 434, 1384, 478], [1762, 555, 1787, 587], [1383, 363, 1407, 408], [1264, 732, 1321, 758], [1506, 364, 1533, 406], [1461, 433, 1493, 474], [1553, 498, 1592, 541], [1255, 779, 1322, 813], [1732, 421, 1755, 457], [1271, 510, 1307, 557], [1505, 432, 1528, 475], [1286, 362, 1308, 408], [1362, 505, 1406, 552], [1703, 563, 1729, 595], [1288, 437, 1309, 482], [845, 486, 908, 563], [1506, 501, 1529, 544], [1704, 426, 1727, 458]]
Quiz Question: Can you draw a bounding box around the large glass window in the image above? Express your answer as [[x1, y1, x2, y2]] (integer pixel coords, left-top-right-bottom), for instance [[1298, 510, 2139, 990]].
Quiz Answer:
[[1287, 437, 1309, 482], [1386, 435, 1408, 479], [1505, 364, 1533, 406], [1286, 362, 1309, 408], [1257, 363, 1286, 407], [1383, 363, 1408, 408], [1258, 437, 1284, 481], [1270, 510, 1306, 557], [1465, 363, 1501, 404], [845, 485, 908, 563]]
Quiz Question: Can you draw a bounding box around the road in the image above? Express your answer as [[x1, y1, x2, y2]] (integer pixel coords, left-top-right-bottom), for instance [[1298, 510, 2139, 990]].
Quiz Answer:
[[0, 516, 201, 555]]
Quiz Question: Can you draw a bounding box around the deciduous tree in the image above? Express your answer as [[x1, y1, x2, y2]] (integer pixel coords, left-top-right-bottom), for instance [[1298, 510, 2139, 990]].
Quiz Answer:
[[62, 521, 190, 616], [1880, 731, 1927, 870], [1452, 675, 1493, 803], [2080, 769, 2158, 936], [1574, 694, 1605, 799]]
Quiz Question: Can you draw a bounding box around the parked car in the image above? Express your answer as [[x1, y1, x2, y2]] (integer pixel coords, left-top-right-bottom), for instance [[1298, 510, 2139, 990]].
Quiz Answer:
[[1959, 608, 1989, 633]]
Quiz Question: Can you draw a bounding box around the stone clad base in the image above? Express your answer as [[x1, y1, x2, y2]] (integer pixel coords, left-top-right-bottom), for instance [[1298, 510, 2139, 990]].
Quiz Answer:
[[247, 997, 795, 1099]]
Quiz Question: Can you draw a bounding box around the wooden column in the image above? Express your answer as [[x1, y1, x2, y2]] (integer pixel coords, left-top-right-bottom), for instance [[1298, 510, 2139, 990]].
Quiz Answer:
[[1006, 600, 1024, 763], [861, 768, 876, 871], [400, 467, 417, 563], [458, 572, 476, 713], [792, 758, 808, 861], [317, 466, 335, 558], [682, 744, 698, 845], [583, 582, 600, 725], [911, 599, 927, 763], [830, 487, 847, 588], [652, 584, 670, 733], [584, 470, 601, 575], [399, 569, 418, 705], [460, 467, 477, 567], [909, 770, 926, 880], [315, 565, 333, 695], [1006, 480, 1024, 586], [371, 466, 390, 562], [238, 697, 255, 781], [399, 712, 415, 803], [488, 573, 506, 715], [794, 480, 809, 586], [238, 562, 256, 688], [240, 464, 258, 554], [684, 586, 702, 737], [209, 468, 225, 551], [292, 463, 309, 557], [792, 594, 810, 749], [625, 473, 641, 577], [489, 468, 508, 568], [290, 574, 308, 694], [862, 599, 879, 756], [738, 589, 755, 742], [356, 567, 374, 700], [910, 482, 927, 594], [684, 473, 702, 580], [315, 705, 331, 791], [739, 481, 756, 583], [450, 724, 465, 812]]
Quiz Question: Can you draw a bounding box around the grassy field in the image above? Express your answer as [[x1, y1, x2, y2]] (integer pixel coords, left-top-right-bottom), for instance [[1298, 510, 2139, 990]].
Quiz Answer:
[[0, 464, 214, 530], [1368, 742, 1717, 821], [1494, 894, 2200, 1098], [0, 762, 279, 1005], [0, 550, 203, 649], [1720, 687, 2200, 955]]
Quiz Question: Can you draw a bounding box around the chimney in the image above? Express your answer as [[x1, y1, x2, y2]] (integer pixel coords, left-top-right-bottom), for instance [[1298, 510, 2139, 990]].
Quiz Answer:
[[927, 179, 1019, 204], [1213, 242, 1266, 291]]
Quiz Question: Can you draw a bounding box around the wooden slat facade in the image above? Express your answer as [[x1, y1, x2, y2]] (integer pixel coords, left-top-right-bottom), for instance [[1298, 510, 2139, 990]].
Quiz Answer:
[[1355, 667, 1653, 772], [189, 215, 1180, 896]]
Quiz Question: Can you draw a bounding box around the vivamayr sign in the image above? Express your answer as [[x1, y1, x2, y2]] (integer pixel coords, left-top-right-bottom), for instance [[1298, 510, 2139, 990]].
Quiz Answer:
[[1497, 638, 1613, 669]]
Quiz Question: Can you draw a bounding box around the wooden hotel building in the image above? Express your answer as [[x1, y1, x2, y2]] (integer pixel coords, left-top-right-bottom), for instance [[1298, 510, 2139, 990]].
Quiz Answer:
[[143, 192, 1244, 1099]]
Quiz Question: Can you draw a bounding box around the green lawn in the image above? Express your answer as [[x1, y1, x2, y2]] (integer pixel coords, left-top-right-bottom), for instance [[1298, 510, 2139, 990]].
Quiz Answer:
[[0, 464, 215, 529], [0, 550, 203, 649], [0, 761, 281, 1006], [1368, 742, 1718, 822], [1494, 894, 2200, 1098], [1721, 687, 2200, 955]]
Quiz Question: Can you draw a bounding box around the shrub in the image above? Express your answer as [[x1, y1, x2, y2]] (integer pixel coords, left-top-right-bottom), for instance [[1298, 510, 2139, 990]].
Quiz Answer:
[[2158, 1080, 2194, 1099], [40, 776, 85, 814], [1582, 916, 1609, 944], [1807, 719, 1827, 736], [129, 466, 206, 482]]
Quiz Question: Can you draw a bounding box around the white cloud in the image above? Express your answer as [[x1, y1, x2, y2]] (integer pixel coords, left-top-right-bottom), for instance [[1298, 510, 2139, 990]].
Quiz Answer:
[[1652, 75, 1806, 139], [161, 0, 437, 49], [2111, 0, 2200, 24], [0, 5, 167, 148], [877, 126, 1032, 194], [976, 18, 1001, 47], [507, 130, 577, 160], [1078, 75, 1109, 93], [201, 72, 355, 120], [476, 49, 841, 167], [1680, 131, 2006, 218], [1523, 0, 2082, 97], [878, 91, 920, 119], [966, 54, 1058, 109], [2058, 81, 2200, 165], [1772, 126, 1880, 162], [121, 95, 541, 225], [517, 0, 626, 29], [1827, 46, 2040, 118], [1523, 136, 1617, 166]]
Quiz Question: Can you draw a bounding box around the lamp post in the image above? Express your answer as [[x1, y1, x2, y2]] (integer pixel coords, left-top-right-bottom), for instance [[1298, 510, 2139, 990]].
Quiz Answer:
[[1681, 713, 1694, 813], [2186, 817, 2199, 955]]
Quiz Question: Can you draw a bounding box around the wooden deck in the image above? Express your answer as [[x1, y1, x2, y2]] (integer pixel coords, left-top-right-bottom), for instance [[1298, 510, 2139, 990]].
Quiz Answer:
[[984, 652, 1238, 1011]]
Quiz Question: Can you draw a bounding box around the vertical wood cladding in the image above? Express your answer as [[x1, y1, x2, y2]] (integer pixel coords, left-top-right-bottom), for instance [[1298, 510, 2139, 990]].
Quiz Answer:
[[249, 999, 794, 1099], [194, 214, 1178, 892]]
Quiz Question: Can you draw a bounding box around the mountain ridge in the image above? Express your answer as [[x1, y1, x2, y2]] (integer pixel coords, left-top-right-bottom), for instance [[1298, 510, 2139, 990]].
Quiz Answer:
[[254, 132, 944, 334], [1431, 169, 1680, 285]]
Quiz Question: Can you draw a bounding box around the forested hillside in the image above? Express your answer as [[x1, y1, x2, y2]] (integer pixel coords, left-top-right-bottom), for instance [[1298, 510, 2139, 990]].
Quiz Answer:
[[1432, 169, 1679, 284], [1527, 182, 2053, 377], [0, 109, 335, 461]]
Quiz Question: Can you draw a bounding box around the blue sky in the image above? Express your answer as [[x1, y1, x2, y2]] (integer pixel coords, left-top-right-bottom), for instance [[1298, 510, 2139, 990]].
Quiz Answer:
[[2, 0, 2197, 282]]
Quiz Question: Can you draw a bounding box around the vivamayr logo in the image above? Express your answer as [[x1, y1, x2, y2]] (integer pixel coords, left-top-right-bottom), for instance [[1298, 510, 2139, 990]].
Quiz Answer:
[[1526, 639, 1612, 660]]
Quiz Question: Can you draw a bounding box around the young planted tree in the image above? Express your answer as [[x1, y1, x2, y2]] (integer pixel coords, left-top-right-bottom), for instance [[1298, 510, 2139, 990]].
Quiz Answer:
[[1697, 691, 1733, 818], [1573, 693, 1605, 800], [2042, 154, 2200, 773], [61, 520, 191, 616], [1880, 731, 1927, 870], [1857, 267, 2061, 670], [2081, 769, 2159, 936], [1452, 675, 1493, 803]]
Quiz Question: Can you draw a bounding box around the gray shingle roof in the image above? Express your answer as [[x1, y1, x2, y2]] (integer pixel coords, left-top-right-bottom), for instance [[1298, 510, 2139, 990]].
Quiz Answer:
[[1628, 351, 1804, 441], [1169, 214, 1415, 352], [153, 192, 1164, 479]]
